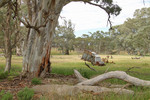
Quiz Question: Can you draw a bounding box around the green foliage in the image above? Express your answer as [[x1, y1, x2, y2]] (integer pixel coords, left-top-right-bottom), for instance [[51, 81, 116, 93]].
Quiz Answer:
[[73, 7, 150, 56], [31, 78, 42, 85], [0, 71, 8, 79], [75, 31, 113, 54], [110, 7, 150, 56], [0, 90, 13, 100], [17, 87, 34, 100], [53, 19, 75, 55]]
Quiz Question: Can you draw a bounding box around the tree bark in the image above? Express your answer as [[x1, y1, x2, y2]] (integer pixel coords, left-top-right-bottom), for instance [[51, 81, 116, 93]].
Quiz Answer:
[[4, 3, 12, 73], [22, 0, 66, 78]]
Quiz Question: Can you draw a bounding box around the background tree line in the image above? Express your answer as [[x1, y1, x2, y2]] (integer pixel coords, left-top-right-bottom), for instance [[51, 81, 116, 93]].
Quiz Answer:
[[53, 7, 150, 56]]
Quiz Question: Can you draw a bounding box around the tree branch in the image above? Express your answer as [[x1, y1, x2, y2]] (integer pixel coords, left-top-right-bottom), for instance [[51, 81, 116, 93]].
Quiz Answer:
[[85, 62, 97, 72], [76, 70, 150, 86], [86, 1, 113, 27]]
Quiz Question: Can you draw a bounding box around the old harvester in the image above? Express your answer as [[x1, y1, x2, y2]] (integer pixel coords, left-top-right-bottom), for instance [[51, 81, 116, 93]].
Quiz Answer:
[[81, 50, 105, 66]]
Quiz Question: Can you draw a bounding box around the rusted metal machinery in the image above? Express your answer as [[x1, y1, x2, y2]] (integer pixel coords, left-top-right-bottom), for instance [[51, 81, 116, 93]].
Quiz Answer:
[[81, 50, 105, 66]]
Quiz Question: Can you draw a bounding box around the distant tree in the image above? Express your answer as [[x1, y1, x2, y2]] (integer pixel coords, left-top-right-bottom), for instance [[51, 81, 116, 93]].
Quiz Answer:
[[54, 20, 75, 55], [0, 1, 22, 72], [110, 7, 150, 55]]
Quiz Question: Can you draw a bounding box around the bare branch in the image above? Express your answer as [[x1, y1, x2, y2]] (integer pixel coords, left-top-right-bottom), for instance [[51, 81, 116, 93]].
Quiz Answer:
[[126, 66, 141, 72], [86, 1, 113, 28], [85, 62, 97, 72], [77, 71, 150, 86]]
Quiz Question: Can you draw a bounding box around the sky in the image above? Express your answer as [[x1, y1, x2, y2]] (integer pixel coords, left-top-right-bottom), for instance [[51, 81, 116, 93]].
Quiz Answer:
[[59, 0, 150, 37]]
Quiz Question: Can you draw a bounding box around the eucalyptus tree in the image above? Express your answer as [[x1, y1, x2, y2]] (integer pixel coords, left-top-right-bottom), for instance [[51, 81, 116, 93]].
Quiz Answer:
[[53, 19, 75, 55], [90, 31, 110, 53], [0, 0, 21, 72], [0, 0, 121, 78], [133, 7, 150, 55], [110, 7, 150, 55]]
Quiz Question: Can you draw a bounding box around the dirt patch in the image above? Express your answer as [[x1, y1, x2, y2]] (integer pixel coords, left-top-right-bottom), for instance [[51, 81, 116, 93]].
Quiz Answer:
[[0, 77, 32, 100], [0, 74, 78, 100]]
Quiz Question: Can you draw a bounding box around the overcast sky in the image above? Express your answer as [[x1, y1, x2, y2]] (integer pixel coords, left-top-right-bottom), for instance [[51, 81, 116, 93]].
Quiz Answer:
[[59, 0, 150, 37]]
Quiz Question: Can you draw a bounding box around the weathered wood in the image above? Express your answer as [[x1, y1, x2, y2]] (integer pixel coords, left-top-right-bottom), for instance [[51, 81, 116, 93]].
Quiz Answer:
[[74, 69, 87, 82], [76, 71, 150, 86], [85, 62, 97, 72], [32, 70, 141, 96], [32, 85, 134, 95]]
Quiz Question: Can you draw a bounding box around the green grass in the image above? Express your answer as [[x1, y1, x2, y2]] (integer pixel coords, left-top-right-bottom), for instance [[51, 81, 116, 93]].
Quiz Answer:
[[31, 78, 42, 85], [0, 90, 13, 100], [17, 87, 34, 100], [0, 55, 150, 99]]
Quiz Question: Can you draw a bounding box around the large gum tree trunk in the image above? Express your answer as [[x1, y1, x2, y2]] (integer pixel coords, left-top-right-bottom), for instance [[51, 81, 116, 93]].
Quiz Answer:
[[22, 0, 66, 78]]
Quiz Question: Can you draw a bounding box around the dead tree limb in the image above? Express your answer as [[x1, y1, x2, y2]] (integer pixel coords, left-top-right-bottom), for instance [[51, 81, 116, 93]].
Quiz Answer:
[[76, 70, 150, 87], [32, 70, 135, 95], [105, 66, 110, 73], [85, 62, 97, 72], [126, 66, 140, 72], [33, 85, 134, 95], [74, 69, 87, 82]]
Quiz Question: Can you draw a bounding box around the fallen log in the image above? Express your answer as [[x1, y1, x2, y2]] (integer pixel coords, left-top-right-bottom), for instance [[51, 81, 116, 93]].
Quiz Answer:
[[32, 70, 137, 96], [74, 69, 87, 82], [76, 70, 150, 86], [33, 84, 134, 96]]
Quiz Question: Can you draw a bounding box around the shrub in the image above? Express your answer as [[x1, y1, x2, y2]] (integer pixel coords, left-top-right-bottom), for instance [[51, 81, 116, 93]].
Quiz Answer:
[[0, 90, 13, 100], [17, 87, 34, 100], [0, 71, 8, 79], [31, 78, 42, 85]]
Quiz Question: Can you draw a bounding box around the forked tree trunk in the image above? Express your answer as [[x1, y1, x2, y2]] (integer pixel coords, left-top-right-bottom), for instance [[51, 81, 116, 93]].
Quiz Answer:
[[22, 0, 66, 78]]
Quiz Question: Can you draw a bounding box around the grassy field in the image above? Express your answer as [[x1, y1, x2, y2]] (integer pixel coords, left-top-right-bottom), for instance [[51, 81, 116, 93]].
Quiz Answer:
[[0, 55, 150, 99]]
